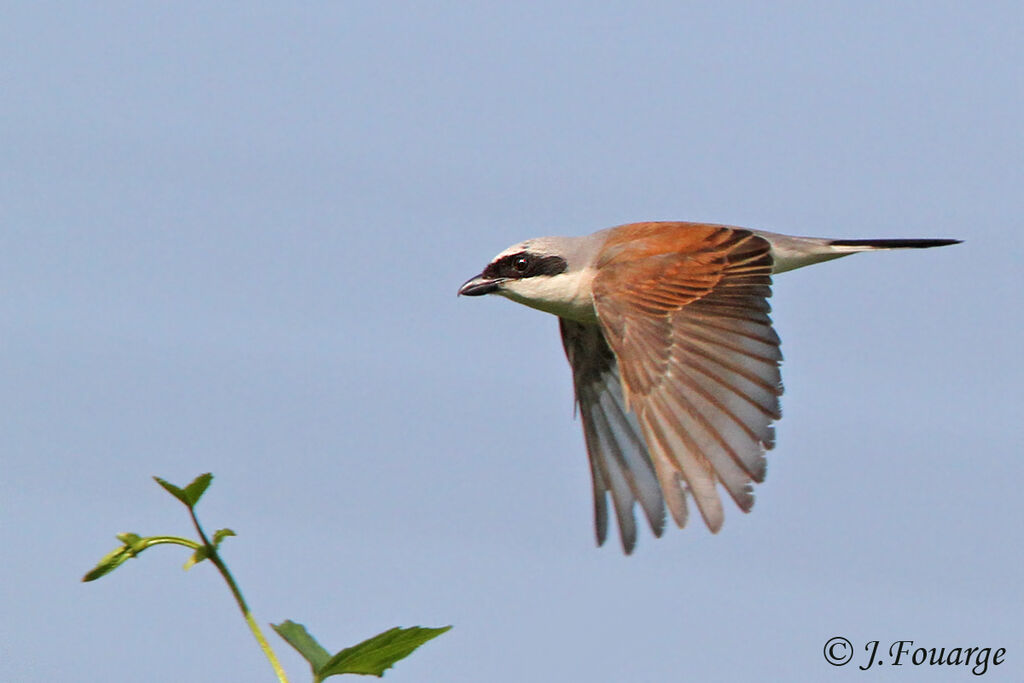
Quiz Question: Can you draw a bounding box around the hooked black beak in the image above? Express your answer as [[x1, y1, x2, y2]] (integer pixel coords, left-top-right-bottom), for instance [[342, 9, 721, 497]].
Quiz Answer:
[[458, 275, 503, 296]]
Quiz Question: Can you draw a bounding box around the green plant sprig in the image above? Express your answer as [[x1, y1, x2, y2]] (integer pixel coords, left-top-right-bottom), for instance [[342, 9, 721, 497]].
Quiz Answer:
[[83, 473, 450, 681]]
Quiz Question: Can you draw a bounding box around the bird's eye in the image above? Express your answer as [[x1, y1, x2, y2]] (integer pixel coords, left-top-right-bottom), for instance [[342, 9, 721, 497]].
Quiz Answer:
[[513, 256, 530, 273]]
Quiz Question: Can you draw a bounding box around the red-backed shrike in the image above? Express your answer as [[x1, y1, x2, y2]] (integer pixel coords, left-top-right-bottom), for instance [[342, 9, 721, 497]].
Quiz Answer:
[[459, 221, 959, 553]]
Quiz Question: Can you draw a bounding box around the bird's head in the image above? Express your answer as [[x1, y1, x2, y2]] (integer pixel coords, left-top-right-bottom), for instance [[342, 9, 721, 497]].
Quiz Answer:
[[458, 235, 599, 321]]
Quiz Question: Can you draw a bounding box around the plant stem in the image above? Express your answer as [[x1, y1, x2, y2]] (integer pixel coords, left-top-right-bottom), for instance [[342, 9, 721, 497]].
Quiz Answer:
[[137, 536, 201, 550], [188, 507, 290, 683]]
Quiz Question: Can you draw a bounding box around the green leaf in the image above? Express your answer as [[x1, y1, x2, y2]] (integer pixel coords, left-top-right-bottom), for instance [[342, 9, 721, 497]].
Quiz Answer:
[[212, 528, 236, 548], [153, 476, 189, 506], [115, 532, 147, 555], [272, 620, 331, 673], [184, 545, 210, 570], [183, 473, 213, 506], [317, 626, 452, 678], [82, 545, 133, 582]]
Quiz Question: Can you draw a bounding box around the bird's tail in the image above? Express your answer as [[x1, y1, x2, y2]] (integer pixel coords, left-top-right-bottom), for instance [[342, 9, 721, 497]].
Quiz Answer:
[[764, 233, 962, 273]]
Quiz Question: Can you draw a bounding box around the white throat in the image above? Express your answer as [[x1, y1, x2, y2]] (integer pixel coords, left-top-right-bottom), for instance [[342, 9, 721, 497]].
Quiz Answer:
[[498, 268, 598, 323]]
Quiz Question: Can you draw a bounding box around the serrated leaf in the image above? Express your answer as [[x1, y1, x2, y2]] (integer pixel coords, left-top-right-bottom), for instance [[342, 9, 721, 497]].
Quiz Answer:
[[272, 620, 331, 673], [212, 528, 236, 547], [184, 545, 210, 570], [317, 626, 451, 678], [183, 473, 213, 506], [82, 545, 133, 582], [153, 477, 189, 506]]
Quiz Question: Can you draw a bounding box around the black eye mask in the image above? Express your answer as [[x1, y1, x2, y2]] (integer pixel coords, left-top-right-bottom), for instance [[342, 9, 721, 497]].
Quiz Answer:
[[482, 252, 568, 280]]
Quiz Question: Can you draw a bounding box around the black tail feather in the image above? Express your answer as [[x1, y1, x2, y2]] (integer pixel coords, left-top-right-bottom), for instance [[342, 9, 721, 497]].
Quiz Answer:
[[829, 238, 962, 249]]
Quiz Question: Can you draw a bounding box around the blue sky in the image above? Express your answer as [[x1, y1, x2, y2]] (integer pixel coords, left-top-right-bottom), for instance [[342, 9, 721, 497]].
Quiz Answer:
[[2, 3, 1021, 681]]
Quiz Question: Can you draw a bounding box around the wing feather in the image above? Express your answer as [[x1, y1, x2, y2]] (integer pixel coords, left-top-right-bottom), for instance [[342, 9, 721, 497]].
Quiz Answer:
[[592, 223, 783, 537], [637, 399, 725, 532], [560, 319, 665, 553]]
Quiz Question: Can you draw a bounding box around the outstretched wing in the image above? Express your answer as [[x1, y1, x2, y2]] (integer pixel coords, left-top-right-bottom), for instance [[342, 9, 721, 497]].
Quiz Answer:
[[560, 318, 666, 554], [592, 223, 783, 535]]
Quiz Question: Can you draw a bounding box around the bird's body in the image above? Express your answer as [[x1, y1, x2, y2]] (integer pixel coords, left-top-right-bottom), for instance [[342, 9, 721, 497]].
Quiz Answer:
[[460, 221, 959, 553]]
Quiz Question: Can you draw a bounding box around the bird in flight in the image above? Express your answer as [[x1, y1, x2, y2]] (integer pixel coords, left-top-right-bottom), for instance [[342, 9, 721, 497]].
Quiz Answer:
[[459, 222, 959, 553]]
